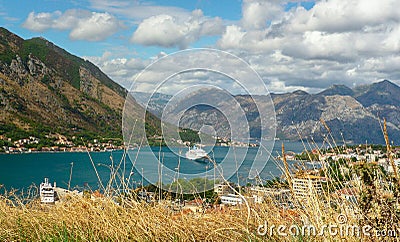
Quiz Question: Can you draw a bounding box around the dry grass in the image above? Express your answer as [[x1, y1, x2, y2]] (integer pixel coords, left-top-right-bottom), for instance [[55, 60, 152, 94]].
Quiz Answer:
[[0, 181, 380, 242], [0, 194, 363, 241]]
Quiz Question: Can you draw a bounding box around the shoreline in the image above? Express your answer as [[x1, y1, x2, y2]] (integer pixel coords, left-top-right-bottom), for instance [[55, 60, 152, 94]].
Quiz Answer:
[[0, 144, 263, 155], [0, 149, 126, 155]]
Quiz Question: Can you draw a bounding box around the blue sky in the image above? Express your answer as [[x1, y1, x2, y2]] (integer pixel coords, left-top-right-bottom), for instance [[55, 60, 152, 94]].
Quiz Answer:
[[0, 0, 399, 93], [1, 0, 245, 57]]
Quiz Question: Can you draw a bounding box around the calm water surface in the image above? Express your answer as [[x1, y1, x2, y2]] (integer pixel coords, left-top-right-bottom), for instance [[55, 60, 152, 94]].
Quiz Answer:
[[0, 142, 321, 190]]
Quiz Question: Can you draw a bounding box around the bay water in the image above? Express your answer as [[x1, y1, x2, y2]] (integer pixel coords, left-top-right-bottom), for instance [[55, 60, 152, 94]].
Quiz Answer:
[[0, 141, 319, 190]]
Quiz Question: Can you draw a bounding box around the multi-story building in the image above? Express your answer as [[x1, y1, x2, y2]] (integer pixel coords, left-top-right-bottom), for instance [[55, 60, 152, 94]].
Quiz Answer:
[[292, 175, 326, 200], [214, 182, 236, 196]]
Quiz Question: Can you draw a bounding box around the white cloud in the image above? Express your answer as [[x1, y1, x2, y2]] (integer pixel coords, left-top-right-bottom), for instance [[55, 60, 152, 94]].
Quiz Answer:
[[131, 14, 187, 48], [85, 51, 151, 89], [131, 9, 224, 49], [286, 0, 400, 33], [218, 25, 246, 49], [282, 31, 356, 61], [69, 12, 122, 41], [242, 0, 283, 30], [52, 9, 90, 30], [22, 11, 61, 32], [22, 10, 123, 41]]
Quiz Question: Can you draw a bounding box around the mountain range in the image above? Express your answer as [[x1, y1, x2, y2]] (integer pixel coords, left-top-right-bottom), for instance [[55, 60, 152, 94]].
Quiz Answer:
[[1, 27, 399, 146], [134, 79, 400, 144]]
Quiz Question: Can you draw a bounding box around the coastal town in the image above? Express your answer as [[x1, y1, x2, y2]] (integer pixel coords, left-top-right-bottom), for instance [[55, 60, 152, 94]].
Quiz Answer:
[[0, 134, 124, 153], [0, 133, 255, 153]]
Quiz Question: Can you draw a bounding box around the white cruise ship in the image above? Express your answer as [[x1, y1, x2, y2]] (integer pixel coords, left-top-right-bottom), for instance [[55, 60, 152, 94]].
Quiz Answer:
[[185, 145, 208, 161]]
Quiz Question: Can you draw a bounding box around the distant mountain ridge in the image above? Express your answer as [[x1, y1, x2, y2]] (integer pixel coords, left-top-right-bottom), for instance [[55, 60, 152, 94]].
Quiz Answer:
[[0, 27, 160, 141], [134, 80, 400, 144]]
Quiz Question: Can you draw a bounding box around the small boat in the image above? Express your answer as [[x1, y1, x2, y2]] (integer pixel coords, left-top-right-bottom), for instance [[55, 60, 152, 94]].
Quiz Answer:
[[185, 145, 208, 161], [40, 178, 56, 203]]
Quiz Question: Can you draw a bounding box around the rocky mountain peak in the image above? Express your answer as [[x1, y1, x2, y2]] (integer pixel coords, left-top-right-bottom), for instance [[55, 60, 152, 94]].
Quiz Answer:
[[318, 84, 354, 96], [291, 90, 309, 96], [354, 79, 400, 107]]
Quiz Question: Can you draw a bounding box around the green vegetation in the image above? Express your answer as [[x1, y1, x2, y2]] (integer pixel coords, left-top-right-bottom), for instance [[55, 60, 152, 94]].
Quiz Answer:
[[0, 28, 18, 64], [0, 139, 12, 152], [23, 36, 125, 95], [0, 122, 29, 141], [0, 119, 125, 151], [179, 128, 201, 144], [40, 75, 51, 85], [260, 177, 289, 189], [0, 46, 15, 65], [20, 38, 49, 62], [321, 158, 350, 189], [163, 178, 215, 194], [19, 37, 82, 89], [295, 151, 319, 161], [142, 178, 220, 202]]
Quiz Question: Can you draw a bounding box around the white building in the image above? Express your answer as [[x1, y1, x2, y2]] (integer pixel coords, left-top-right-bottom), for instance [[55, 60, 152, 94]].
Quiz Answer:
[[292, 175, 326, 200], [220, 194, 244, 205]]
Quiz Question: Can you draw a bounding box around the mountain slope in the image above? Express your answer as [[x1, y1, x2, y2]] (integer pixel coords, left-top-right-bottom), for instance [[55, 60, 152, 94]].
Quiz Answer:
[[0, 27, 159, 142]]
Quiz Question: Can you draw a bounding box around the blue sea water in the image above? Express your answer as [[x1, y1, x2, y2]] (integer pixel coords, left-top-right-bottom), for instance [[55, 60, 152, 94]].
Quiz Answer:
[[0, 142, 320, 190]]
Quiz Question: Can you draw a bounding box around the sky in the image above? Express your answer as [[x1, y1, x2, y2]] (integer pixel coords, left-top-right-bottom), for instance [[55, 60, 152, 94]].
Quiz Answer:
[[1, 0, 399, 94]]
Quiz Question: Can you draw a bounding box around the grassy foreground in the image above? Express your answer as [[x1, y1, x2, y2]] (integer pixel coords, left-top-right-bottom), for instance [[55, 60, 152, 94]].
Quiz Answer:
[[0, 193, 360, 241]]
